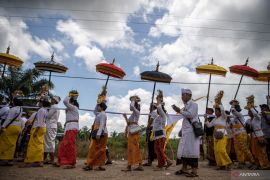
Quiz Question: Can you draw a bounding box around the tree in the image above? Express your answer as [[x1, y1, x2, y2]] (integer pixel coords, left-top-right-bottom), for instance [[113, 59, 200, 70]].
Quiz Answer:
[[0, 67, 54, 100], [78, 126, 91, 141]]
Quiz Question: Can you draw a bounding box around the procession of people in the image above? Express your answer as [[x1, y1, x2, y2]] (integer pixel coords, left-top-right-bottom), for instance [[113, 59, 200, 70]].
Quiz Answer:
[[0, 86, 270, 178]]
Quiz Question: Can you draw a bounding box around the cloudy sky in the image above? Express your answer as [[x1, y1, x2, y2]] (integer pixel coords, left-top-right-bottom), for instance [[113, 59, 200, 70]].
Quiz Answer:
[[0, 0, 269, 137]]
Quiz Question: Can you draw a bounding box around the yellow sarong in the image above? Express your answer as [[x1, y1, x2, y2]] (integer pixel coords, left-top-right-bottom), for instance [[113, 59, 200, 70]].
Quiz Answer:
[[214, 135, 232, 166], [234, 132, 254, 164], [0, 125, 21, 160], [24, 127, 46, 163]]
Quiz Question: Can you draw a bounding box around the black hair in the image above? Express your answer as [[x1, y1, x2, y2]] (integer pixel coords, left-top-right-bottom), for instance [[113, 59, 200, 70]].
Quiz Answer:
[[215, 107, 221, 113], [260, 104, 270, 111], [235, 104, 242, 112], [98, 102, 107, 111], [206, 108, 214, 114], [13, 98, 23, 106], [161, 105, 167, 114], [70, 98, 79, 108], [225, 110, 230, 115], [135, 101, 141, 112], [150, 104, 157, 111], [42, 100, 51, 108]]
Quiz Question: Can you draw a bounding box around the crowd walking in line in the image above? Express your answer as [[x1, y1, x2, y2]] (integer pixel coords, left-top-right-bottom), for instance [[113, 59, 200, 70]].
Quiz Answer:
[[0, 87, 270, 178]]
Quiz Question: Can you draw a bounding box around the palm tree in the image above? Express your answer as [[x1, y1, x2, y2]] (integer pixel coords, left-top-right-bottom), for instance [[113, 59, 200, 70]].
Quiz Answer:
[[0, 66, 54, 101]]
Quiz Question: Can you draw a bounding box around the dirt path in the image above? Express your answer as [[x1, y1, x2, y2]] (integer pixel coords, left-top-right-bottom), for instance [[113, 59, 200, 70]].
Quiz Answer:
[[0, 160, 231, 180]]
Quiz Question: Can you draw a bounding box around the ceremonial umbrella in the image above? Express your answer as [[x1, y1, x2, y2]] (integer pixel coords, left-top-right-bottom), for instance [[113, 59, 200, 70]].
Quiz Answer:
[[140, 62, 172, 109], [196, 58, 227, 110], [0, 46, 23, 78], [253, 62, 270, 104], [229, 58, 258, 99], [34, 53, 68, 88], [96, 58, 126, 89]]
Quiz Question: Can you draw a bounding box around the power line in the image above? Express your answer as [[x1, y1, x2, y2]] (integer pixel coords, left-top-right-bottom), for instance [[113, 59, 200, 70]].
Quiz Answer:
[[41, 74, 266, 86], [20, 106, 249, 117], [1, 21, 270, 42], [1, 5, 270, 26], [1, 14, 270, 35], [1, 71, 265, 86]]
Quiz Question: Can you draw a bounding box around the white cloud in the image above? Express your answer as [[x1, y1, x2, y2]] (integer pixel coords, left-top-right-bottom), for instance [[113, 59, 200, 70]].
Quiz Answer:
[[133, 66, 141, 76], [144, 0, 269, 112], [74, 45, 104, 70], [0, 17, 64, 62]]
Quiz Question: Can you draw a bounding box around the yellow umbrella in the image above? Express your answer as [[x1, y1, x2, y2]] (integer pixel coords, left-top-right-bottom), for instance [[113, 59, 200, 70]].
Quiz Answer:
[[0, 46, 23, 78], [253, 62, 270, 104], [196, 58, 227, 110]]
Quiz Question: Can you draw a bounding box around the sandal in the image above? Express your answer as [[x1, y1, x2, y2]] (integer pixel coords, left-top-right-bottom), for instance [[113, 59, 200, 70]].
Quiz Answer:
[[52, 162, 60, 167], [153, 167, 164, 171], [62, 165, 75, 169], [19, 164, 32, 168], [1, 162, 13, 166], [83, 166, 93, 171], [185, 172, 199, 177], [165, 161, 173, 169], [143, 162, 152, 166], [95, 167, 106, 171], [134, 166, 144, 171], [175, 170, 190, 176], [121, 168, 132, 172], [31, 163, 43, 167]]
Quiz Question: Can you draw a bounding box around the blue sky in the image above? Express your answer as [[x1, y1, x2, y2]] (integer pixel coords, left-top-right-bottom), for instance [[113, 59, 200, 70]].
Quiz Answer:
[[1, 0, 270, 136]]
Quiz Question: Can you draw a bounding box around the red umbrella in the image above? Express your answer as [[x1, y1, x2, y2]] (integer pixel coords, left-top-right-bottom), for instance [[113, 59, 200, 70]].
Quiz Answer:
[[96, 58, 126, 88], [229, 58, 258, 99]]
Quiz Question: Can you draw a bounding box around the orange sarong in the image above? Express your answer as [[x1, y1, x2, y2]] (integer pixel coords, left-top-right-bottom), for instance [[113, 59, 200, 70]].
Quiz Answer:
[[128, 133, 142, 166], [86, 134, 108, 167], [251, 136, 269, 169]]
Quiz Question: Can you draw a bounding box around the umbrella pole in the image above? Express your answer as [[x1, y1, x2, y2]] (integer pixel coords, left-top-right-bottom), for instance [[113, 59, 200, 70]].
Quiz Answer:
[[104, 75, 110, 89], [150, 82, 157, 110], [48, 71, 52, 88], [234, 75, 244, 100], [206, 73, 212, 111], [267, 78, 270, 106], [1, 64, 6, 79]]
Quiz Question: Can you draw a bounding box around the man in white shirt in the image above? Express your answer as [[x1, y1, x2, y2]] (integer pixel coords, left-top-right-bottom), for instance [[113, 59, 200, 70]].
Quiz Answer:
[[44, 96, 60, 164], [173, 89, 200, 177]]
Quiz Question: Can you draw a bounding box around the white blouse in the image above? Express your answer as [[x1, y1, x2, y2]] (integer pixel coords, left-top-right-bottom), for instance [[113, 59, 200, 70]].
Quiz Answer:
[[152, 105, 167, 140], [94, 111, 108, 136], [2, 106, 23, 128], [128, 101, 140, 123], [32, 107, 48, 128], [230, 107, 246, 135], [249, 108, 264, 137], [63, 96, 79, 132], [205, 105, 227, 135], [0, 105, 10, 123]]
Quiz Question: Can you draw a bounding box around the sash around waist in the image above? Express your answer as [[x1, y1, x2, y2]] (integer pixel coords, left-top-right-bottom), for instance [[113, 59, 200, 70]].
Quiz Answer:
[[65, 120, 79, 125]]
